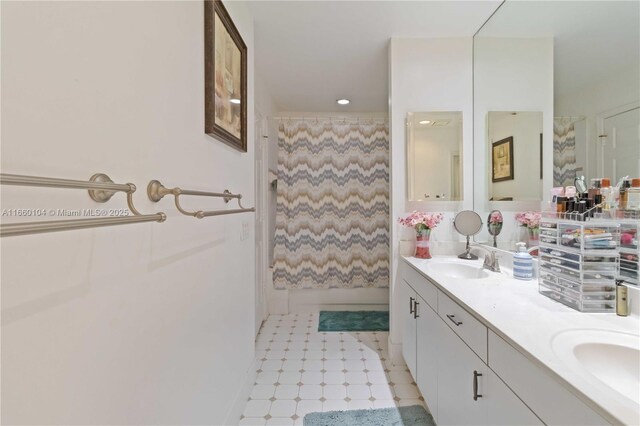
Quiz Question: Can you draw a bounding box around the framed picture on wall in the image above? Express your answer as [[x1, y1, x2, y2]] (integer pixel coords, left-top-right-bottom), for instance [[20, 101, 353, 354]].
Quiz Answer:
[[204, 0, 247, 152], [492, 136, 514, 182]]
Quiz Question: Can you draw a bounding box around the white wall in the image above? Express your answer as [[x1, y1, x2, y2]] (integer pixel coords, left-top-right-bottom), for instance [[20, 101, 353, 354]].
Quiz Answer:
[[488, 112, 542, 200], [555, 67, 640, 182], [1, 2, 256, 424], [472, 37, 553, 246], [389, 38, 474, 358]]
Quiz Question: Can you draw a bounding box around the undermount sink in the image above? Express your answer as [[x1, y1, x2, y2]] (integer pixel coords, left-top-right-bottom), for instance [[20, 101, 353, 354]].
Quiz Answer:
[[426, 262, 490, 279], [552, 329, 640, 405]]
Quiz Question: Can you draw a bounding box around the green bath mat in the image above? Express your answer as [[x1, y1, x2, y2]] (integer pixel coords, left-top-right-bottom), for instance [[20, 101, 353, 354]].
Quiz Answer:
[[318, 311, 389, 332], [304, 405, 434, 426]]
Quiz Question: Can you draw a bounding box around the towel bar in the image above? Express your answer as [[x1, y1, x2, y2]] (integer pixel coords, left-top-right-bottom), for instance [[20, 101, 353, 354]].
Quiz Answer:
[[0, 173, 165, 237], [147, 180, 255, 218]]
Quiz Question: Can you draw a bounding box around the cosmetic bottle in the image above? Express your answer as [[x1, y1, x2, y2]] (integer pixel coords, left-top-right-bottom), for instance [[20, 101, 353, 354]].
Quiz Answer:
[[588, 179, 601, 199], [586, 198, 594, 218], [556, 196, 567, 218], [577, 201, 587, 221], [513, 242, 533, 280], [620, 178, 631, 210], [566, 199, 576, 220], [616, 280, 629, 317], [594, 194, 603, 216], [628, 178, 640, 212]]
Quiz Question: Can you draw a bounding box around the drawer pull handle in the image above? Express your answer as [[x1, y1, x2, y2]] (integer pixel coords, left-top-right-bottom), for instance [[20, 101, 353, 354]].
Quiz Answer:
[[446, 314, 462, 326], [473, 370, 483, 401], [414, 301, 419, 319], [409, 297, 415, 314]]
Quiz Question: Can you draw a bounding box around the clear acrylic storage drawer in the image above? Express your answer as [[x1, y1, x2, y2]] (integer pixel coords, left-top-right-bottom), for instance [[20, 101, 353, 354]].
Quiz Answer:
[[559, 223, 620, 251], [619, 220, 639, 286]]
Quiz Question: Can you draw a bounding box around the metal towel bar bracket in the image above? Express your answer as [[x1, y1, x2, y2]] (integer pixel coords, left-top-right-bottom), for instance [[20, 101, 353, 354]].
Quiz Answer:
[[147, 180, 255, 218], [0, 173, 166, 237]]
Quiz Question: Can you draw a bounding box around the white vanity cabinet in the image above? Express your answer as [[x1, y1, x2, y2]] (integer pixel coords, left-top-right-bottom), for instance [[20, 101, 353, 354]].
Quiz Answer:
[[401, 270, 439, 416], [435, 314, 488, 425], [400, 279, 417, 378], [400, 261, 547, 426], [415, 294, 439, 419]]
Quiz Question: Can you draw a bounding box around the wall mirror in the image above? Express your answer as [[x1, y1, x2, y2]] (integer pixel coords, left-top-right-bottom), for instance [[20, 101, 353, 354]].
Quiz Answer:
[[407, 112, 463, 202], [487, 111, 543, 201], [472, 0, 639, 251]]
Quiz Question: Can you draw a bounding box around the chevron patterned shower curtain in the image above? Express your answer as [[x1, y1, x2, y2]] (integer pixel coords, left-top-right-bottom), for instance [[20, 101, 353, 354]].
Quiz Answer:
[[553, 117, 577, 187], [273, 120, 389, 290]]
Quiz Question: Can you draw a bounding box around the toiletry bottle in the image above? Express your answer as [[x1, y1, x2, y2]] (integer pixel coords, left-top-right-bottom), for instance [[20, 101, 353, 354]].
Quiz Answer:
[[578, 201, 587, 221], [628, 178, 640, 216], [601, 178, 611, 211], [616, 280, 629, 317], [566, 199, 576, 221], [619, 178, 631, 210], [513, 242, 533, 280], [556, 196, 567, 218], [588, 179, 601, 199], [594, 194, 603, 215]]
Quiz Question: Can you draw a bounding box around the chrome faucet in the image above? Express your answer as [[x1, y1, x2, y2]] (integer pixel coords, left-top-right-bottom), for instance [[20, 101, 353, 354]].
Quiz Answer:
[[472, 245, 501, 273]]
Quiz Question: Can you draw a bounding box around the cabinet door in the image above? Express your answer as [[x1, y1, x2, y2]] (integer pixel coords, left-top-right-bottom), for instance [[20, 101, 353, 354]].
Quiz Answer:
[[401, 280, 417, 378], [436, 317, 487, 426], [416, 294, 439, 420], [486, 368, 543, 425]]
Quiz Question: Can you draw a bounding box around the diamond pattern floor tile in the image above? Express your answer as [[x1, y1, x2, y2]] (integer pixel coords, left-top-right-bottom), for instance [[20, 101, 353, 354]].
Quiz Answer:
[[240, 313, 427, 422]]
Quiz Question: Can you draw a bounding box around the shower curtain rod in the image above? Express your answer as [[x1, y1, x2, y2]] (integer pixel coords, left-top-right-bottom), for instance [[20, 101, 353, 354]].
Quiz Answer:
[[269, 116, 388, 123], [554, 115, 586, 122]]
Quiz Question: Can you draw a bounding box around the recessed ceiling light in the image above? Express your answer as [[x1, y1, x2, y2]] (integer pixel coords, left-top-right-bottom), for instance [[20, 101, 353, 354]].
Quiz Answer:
[[419, 120, 431, 125], [230, 98, 241, 104], [336, 99, 350, 105]]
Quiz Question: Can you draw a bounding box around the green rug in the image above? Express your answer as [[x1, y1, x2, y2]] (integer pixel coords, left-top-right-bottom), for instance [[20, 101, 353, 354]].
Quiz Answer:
[[304, 405, 434, 426], [318, 311, 389, 332]]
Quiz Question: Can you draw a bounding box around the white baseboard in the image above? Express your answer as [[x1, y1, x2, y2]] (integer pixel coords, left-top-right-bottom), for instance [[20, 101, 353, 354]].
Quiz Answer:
[[225, 358, 259, 425]]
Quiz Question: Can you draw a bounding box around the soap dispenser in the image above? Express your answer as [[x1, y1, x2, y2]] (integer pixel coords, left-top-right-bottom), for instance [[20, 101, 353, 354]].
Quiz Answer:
[[513, 242, 533, 280]]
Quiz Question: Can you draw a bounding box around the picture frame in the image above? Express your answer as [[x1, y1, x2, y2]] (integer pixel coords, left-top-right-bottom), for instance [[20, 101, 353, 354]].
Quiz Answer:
[[492, 136, 514, 182], [204, 0, 247, 152], [540, 133, 543, 179]]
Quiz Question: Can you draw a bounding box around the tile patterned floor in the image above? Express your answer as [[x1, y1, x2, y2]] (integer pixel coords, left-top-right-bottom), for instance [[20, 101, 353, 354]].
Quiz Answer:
[[240, 313, 425, 425]]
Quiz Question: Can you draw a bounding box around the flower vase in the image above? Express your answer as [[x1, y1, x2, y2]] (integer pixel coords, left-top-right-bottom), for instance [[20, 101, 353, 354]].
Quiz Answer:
[[415, 228, 432, 259], [528, 227, 539, 255]]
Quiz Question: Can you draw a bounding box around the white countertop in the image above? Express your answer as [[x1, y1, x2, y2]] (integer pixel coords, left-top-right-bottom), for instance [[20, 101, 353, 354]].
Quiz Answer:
[[402, 255, 640, 426]]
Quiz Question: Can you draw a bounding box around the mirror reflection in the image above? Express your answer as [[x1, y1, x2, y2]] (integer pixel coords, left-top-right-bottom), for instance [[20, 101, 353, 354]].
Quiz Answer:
[[473, 0, 639, 253], [553, 0, 640, 186], [487, 210, 503, 248], [407, 112, 462, 201], [488, 111, 543, 201]]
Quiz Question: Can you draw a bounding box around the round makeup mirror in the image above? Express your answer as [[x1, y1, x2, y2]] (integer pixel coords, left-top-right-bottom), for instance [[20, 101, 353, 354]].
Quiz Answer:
[[574, 175, 588, 195], [454, 210, 483, 260], [487, 210, 503, 248]]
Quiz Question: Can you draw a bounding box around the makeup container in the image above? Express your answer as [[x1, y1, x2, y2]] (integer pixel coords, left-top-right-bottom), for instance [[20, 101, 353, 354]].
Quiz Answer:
[[556, 196, 567, 217]]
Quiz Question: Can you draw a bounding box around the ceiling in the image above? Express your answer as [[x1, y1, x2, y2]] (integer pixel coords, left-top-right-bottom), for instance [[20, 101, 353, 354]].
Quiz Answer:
[[476, 1, 640, 97], [247, 1, 502, 113]]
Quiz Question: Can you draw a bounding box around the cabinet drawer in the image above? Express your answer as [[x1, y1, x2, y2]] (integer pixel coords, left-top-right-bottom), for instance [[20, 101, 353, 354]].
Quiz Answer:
[[437, 291, 487, 362], [488, 331, 610, 425], [402, 262, 438, 310]]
